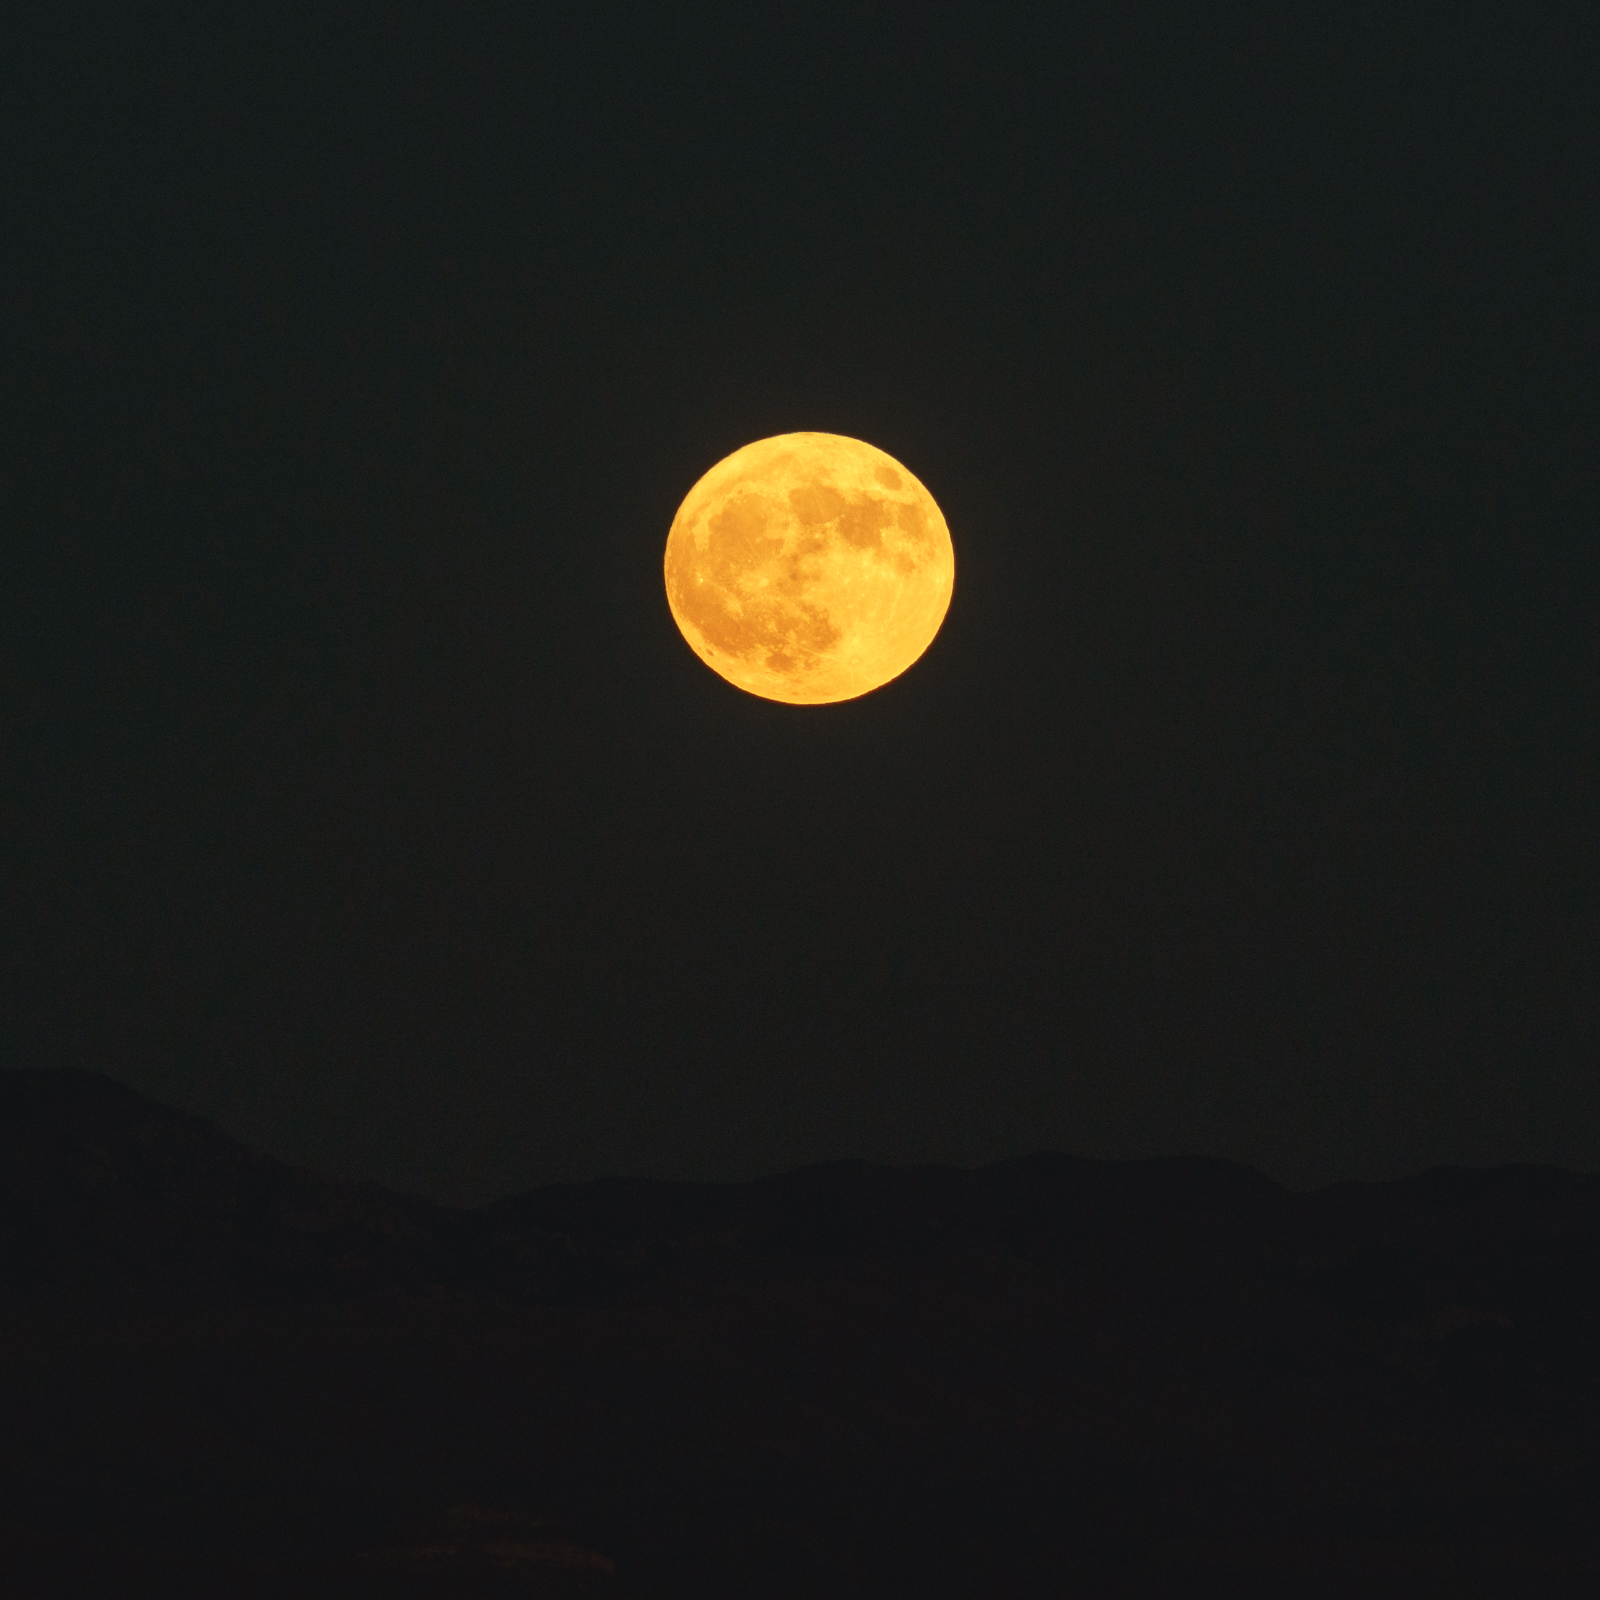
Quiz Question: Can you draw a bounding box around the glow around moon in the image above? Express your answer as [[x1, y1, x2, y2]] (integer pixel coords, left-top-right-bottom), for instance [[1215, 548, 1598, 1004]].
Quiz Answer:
[[664, 433, 955, 704]]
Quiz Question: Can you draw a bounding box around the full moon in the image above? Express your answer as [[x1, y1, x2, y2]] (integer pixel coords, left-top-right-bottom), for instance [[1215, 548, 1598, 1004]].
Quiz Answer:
[[664, 433, 955, 704]]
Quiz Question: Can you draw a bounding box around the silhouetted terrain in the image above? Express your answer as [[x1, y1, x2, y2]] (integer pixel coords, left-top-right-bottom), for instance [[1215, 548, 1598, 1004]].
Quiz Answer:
[[3, 1070, 1598, 1596]]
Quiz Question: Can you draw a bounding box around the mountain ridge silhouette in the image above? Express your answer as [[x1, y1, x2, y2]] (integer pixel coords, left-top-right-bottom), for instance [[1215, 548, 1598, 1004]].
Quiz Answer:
[[4, 1068, 1598, 1596]]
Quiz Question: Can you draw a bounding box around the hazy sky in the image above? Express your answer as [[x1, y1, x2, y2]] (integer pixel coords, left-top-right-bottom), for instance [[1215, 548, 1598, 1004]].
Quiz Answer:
[[5, 8, 1596, 1200]]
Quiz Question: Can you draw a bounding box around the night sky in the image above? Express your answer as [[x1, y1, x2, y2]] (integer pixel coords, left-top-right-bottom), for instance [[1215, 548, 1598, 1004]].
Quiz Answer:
[[6, 8, 1597, 1202]]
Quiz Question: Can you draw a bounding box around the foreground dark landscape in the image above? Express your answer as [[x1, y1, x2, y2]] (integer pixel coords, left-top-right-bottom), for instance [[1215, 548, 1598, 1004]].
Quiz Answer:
[[3, 1070, 1597, 1597]]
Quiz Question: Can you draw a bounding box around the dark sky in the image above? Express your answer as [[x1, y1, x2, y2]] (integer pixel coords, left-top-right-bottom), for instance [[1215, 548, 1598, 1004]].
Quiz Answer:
[[5, 7, 1597, 1202]]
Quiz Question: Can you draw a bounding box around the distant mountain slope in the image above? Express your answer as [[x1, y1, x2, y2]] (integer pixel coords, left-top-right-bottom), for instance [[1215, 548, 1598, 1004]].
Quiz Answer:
[[0, 1068, 459, 1299], [5, 1069, 1597, 1337]]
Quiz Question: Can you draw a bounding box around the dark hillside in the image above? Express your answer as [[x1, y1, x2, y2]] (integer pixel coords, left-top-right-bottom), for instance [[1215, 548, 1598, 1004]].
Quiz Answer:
[[3, 1070, 1597, 1596]]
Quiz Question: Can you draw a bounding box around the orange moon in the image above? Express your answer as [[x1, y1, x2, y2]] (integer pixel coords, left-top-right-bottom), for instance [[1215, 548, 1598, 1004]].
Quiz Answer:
[[664, 433, 955, 704]]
